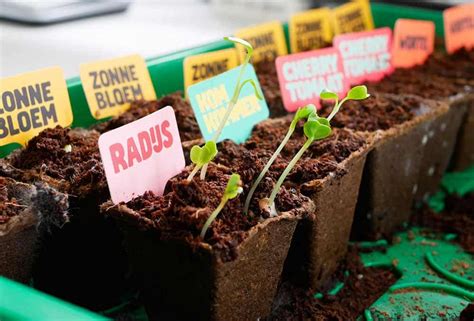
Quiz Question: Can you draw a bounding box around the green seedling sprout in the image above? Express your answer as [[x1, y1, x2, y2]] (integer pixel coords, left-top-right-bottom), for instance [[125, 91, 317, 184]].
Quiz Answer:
[[264, 85, 370, 216], [187, 141, 218, 181], [243, 104, 316, 215], [196, 36, 263, 181], [200, 173, 243, 238]]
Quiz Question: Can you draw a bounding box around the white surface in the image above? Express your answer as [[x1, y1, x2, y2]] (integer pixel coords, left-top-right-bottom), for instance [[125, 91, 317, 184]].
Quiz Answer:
[[0, 0, 308, 79]]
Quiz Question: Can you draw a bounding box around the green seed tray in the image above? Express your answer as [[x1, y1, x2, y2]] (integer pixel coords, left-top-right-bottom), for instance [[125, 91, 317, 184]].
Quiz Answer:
[[1, 3, 457, 320]]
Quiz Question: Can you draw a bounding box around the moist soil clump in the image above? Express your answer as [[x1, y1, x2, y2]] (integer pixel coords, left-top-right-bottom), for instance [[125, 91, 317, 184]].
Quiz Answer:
[[93, 92, 202, 141], [320, 94, 421, 132], [423, 49, 474, 81], [265, 247, 398, 321], [4, 126, 107, 199], [412, 193, 474, 253], [0, 177, 25, 223], [255, 60, 287, 118], [116, 161, 309, 262]]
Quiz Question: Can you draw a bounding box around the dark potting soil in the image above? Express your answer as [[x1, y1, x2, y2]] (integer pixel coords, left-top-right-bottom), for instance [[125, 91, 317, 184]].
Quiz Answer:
[[412, 193, 474, 253], [367, 49, 474, 100], [3, 126, 108, 200], [0, 177, 25, 223], [255, 60, 288, 118], [421, 49, 474, 82], [266, 247, 398, 321], [113, 161, 310, 263], [320, 94, 425, 132], [460, 303, 474, 321], [93, 92, 202, 142]]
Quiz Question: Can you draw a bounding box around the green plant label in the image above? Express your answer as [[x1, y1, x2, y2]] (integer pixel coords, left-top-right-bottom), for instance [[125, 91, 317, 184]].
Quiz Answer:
[[187, 65, 269, 144]]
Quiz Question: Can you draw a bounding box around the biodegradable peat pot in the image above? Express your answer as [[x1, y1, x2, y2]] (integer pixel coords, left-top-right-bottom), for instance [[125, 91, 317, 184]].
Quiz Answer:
[[0, 177, 38, 283], [244, 117, 371, 289], [415, 95, 470, 201], [0, 177, 68, 284], [356, 99, 448, 239], [321, 94, 448, 240], [102, 164, 315, 321], [0, 127, 129, 310], [291, 143, 370, 288], [450, 94, 474, 171], [367, 58, 474, 198]]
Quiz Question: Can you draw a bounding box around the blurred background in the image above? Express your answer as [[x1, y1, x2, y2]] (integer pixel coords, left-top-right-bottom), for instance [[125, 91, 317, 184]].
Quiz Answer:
[[0, 0, 469, 78]]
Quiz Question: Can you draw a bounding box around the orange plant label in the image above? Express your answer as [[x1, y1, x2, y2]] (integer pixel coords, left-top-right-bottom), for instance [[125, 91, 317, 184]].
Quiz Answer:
[[392, 19, 435, 68], [443, 4, 474, 54]]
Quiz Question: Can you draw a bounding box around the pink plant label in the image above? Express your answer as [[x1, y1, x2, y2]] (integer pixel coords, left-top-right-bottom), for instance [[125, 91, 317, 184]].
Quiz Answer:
[[334, 27, 394, 85], [99, 106, 185, 204], [275, 47, 348, 112]]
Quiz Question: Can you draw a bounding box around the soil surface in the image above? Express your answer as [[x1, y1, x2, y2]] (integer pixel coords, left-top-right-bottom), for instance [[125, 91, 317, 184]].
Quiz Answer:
[[368, 50, 474, 100], [421, 49, 474, 82], [265, 247, 398, 321], [93, 92, 202, 142], [255, 60, 288, 118], [412, 193, 474, 253], [112, 162, 310, 262], [2, 126, 107, 200], [320, 94, 424, 132]]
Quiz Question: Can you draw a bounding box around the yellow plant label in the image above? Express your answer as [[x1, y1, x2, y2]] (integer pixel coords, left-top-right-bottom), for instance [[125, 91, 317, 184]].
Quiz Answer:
[[183, 48, 239, 93], [80, 54, 156, 120], [0, 67, 73, 147], [289, 7, 332, 53], [332, 0, 374, 35], [235, 21, 288, 63]]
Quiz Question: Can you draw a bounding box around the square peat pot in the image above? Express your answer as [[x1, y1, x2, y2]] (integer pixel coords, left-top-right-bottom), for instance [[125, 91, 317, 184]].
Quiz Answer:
[[344, 94, 449, 240], [102, 200, 315, 321], [450, 94, 474, 171], [282, 133, 371, 289], [0, 176, 68, 285], [0, 128, 130, 311], [415, 94, 470, 201], [0, 177, 39, 284]]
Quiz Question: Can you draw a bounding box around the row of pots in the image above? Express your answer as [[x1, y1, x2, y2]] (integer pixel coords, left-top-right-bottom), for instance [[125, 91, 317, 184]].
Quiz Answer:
[[1, 52, 473, 320]]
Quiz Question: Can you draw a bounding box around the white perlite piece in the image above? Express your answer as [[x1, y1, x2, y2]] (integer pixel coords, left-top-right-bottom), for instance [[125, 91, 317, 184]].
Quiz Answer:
[[428, 166, 435, 176], [412, 184, 418, 195], [421, 135, 428, 145]]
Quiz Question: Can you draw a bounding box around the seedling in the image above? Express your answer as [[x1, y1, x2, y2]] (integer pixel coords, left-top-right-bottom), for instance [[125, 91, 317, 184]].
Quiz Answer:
[[263, 85, 370, 215], [187, 141, 218, 181], [243, 104, 316, 215], [193, 36, 263, 181], [200, 173, 243, 238]]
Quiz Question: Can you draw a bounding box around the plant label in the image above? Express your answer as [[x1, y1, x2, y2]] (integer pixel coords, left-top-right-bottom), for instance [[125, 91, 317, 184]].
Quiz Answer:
[[80, 55, 156, 120], [98, 106, 185, 203], [289, 8, 332, 53], [187, 65, 269, 144], [235, 21, 288, 64], [392, 19, 435, 68], [334, 28, 393, 85], [184, 48, 239, 94], [332, 0, 374, 35], [443, 3, 474, 54], [276, 47, 348, 112], [0, 67, 73, 147]]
